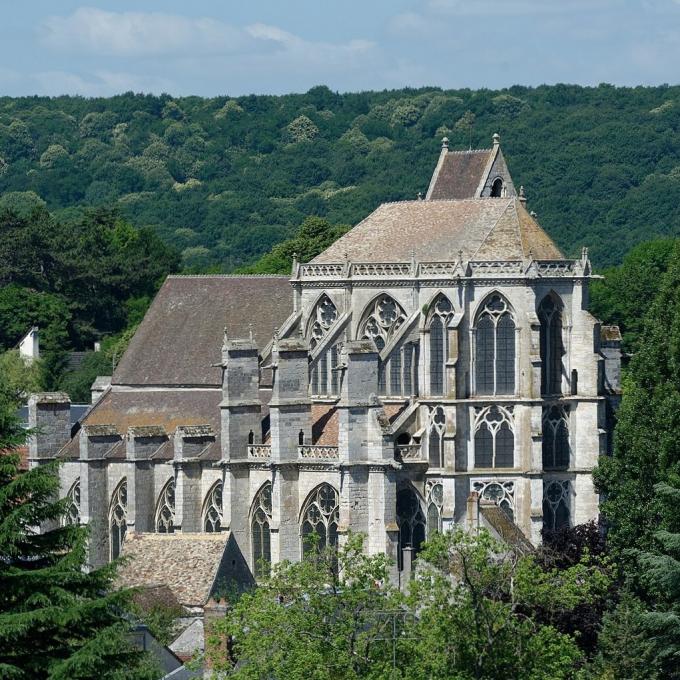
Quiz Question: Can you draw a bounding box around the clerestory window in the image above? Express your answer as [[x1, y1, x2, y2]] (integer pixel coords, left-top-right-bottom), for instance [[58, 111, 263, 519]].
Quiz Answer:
[[542, 405, 570, 469], [109, 479, 127, 560], [428, 295, 453, 396], [155, 478, 176, 533], [203, 481, 223, 533], [474, 295, 515, 396], [539, 294, 565, 396]]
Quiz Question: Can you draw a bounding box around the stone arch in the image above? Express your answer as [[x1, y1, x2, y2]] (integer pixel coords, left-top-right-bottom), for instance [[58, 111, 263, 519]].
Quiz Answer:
[[426, 292, 454, 396], [490, 177, 503, 197], [356, 293, 407, 351], [306, 292, 340, 349], [64, 478, 81, 526]]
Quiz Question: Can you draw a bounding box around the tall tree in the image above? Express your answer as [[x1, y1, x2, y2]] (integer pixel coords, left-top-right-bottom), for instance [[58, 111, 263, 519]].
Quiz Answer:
[[594, 241, 680, 556], [0, 391, 158, 679]]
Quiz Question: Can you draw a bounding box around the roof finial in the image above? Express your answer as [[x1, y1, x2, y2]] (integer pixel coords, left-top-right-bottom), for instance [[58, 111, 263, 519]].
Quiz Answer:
[[248, 323, 254, 342], [417, 191, 423, 201], [441, 136, 449, 149], [222, 325, 228, 345], [519, 185, 527, 204], [492, 132, 500, 147]]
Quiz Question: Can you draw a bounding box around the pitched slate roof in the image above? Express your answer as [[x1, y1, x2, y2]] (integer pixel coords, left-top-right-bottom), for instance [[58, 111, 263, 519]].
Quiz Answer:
[[312, 198, 563, 264], [427, 149, 492, 200], [479, 504, 534, 555], [116, 532, 231, 607], [113, 276, 294, 387]]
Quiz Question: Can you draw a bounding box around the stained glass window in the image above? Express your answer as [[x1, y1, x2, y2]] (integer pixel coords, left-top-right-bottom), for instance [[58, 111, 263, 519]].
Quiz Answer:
[[474, 295, 515, 396], [301, 484, 339, 558], [539, 295, 565, 396], [474, 405, 515, 468]]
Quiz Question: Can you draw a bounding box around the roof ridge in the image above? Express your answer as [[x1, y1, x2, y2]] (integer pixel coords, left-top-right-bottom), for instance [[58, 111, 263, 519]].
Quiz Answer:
[[446, 147, 491, 155], [166, 274, 290, 279]]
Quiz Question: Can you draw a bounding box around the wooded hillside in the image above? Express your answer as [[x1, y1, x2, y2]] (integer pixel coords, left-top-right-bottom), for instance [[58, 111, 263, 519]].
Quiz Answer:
[[2, 84, 680, 270]]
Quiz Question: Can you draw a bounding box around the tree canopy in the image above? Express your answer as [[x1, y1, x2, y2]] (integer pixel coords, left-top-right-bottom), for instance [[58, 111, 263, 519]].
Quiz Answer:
[[3, 85, 680, 271]]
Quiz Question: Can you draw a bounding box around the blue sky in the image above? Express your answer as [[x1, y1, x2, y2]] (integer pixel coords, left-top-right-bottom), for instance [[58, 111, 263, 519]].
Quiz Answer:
[[2, 0, 680, 96]]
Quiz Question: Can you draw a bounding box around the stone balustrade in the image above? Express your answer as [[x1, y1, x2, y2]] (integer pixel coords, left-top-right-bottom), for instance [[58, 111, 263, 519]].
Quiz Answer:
[[247, 445, 271, 459], [395, 444, 422, 461], [298, 445, 339, 459]]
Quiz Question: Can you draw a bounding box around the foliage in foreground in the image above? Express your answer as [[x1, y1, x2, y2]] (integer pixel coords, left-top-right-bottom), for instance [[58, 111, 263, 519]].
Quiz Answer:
[[594, 240, 680, 556], [208, 530, 609, 680], [0, 392, 158, 680]]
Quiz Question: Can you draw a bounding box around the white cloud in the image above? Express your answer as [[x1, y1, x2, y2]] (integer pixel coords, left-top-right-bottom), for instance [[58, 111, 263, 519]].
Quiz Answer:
[[427, 0, 613, 16], [40, 7, 252, 56]]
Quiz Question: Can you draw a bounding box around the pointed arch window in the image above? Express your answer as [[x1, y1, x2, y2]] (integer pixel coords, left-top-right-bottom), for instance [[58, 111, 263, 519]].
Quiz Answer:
[[251, 482, 272, 578], [396, 487, 426, 570], [155, 479, 176, 533], [204, 482, 223, 533], [359, 295, 406, 352], [301, 484, 339, 557], [426, 481, 443, 539], [308, 294, 339, 350], [429, 295, 453, 396], [474, 295, 515, 396], [543, 480, 570, 532], [539, 295, 565, 396], [490, 177, 503, 197], [65, 479, 81, 526], [109, 479, 127, 560], [428, 406, 446, 468], [474, 405, 514, 468], [542, 405, 570, 469]]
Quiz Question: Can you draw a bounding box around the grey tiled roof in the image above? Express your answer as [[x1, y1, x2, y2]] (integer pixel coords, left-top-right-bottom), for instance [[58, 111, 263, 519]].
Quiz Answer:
[[117, 532, 231, 607], [428, 149, 491, 200], [113, 276, 294, 387], [312, 198, 563, 264]]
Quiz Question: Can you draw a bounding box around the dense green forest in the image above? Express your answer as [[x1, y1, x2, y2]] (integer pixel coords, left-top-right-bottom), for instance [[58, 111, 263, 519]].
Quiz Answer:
[[2, 84, 680, 271]]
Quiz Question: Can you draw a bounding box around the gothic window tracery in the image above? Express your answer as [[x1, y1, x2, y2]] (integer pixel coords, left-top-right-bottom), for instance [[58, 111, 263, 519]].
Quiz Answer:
[[155, 479, 176, 534], [474, 294, 515, 396], [308, 295, 339, 350], [429, 295, 453, 396], [251, 482, 272, 578], [543, 480, 570, 532], [474, 405, 514, 468], [428, 406, 446, 468], [311, 344, 341, 396], [109, 479, 127, 560], [65, 479, 80, 526], [204, 481, 223, 533], [426, 481, 443, 538], [359, 295, 406, 352], [542, 405, 570, 469], [472, 480, 515, 520], [539, 294, 565, 396], [396, 487, 426, 570], [301, 484, 339, 557]]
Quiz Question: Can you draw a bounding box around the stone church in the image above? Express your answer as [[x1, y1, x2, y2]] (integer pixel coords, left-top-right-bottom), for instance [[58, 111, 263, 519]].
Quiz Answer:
[[29, 134, 621, 589]]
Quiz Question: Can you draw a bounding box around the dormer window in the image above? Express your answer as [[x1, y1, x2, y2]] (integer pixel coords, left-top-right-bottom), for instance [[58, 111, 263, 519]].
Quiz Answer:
[[490, 177, 503, 197]]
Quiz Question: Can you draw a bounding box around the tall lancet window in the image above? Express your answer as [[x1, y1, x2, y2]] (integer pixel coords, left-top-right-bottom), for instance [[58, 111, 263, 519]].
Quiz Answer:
[[428, 406, 446, 468], [251, 482, 272, 578], [426, 481, 444, 539], [539, 294, 565, 396], [474, 294, 515, 396], [65, 479, 81, 526], [542, 405, 570, 470], [155, 479, 176, 533], [301, 484, 339, 557], [308, 294, 340, 396], [204, 481, 223, 532], [543, 480, 570, 532], [396, 487, 426, 570], [109, 479, 127, 560], [428, 295, 453, 396]]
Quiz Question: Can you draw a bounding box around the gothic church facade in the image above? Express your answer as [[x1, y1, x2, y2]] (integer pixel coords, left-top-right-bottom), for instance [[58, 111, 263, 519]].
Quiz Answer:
[[30, 135, 621, 584]]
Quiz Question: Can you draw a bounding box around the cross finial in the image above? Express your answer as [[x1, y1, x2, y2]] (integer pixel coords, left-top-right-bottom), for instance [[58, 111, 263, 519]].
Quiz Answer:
[[441, 136, 449, 149], [492, 132, 500, 147]]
